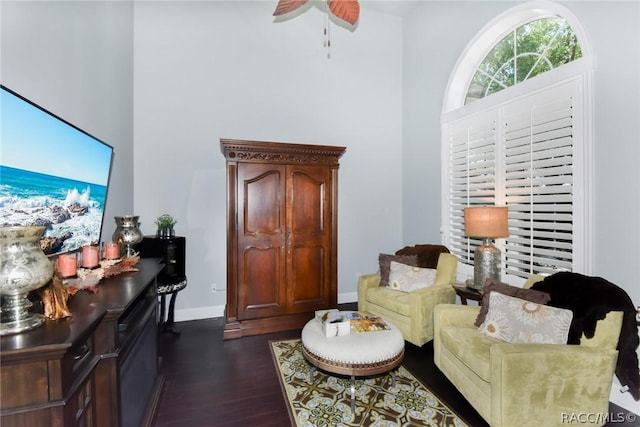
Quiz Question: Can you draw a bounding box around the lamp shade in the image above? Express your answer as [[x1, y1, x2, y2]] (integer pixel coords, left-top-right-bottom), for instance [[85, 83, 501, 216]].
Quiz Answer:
[[464, 206, 509, 238]]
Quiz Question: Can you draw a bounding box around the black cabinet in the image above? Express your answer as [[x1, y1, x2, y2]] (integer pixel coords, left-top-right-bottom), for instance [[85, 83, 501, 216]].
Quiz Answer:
[[138, 236, 186, 282]]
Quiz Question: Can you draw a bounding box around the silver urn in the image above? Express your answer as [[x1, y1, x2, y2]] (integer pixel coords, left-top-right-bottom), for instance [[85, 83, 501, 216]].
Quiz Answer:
[[113, 215, 144, 257], [0, 226, 54, 335]]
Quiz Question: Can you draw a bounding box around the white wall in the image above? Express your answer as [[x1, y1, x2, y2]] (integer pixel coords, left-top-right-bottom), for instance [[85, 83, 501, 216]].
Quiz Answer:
[[576, 0, 640, 307], [0, 0, 135, 238], [402, 2, 506, 244], [133, 1, 404, 319]]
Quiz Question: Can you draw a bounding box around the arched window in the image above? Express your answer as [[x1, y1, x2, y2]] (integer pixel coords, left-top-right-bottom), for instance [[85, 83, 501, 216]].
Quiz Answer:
[[441, 1, 593, 283], [466, 17, 582, 103]]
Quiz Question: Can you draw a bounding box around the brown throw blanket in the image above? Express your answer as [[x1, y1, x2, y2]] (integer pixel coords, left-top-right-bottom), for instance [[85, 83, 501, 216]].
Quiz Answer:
[[532, 272, 640, 401], [395, 244, 450, 268]]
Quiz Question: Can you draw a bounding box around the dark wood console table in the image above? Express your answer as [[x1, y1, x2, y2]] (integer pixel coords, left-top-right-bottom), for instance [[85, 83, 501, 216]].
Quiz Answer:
[[0, 258, 165, 427]]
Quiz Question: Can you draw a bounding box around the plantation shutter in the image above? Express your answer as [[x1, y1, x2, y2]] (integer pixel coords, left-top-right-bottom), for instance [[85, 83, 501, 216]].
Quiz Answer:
[[446, 111, 497, 266], [502, 83, 576, 278], [444, 79, 581, 279]]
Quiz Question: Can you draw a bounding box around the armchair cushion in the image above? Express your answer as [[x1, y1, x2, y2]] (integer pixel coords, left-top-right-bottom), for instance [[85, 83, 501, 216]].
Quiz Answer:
[[365, 286, 411, 316], [441, 323, 496, 382]]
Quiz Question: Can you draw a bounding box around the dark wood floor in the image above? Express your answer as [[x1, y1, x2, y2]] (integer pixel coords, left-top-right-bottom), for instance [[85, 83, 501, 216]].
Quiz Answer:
[[153, 305, 637, 427]]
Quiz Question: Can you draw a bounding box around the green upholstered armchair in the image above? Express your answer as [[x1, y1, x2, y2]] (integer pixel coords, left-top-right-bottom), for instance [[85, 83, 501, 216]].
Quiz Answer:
[[433, 275, 623, 427], [357, 251, 458, 347]]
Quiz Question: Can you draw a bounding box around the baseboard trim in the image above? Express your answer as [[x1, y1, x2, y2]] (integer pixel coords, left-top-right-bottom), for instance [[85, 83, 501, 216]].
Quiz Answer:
[[173, 292, 359, 323], [173, 305, 224, 322], [610, 376, 640, 415]]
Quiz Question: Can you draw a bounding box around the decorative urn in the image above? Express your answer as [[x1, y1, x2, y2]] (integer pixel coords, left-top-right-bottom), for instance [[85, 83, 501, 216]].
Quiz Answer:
[[113, 216, 144, 257], [0, 226, 54, 335]]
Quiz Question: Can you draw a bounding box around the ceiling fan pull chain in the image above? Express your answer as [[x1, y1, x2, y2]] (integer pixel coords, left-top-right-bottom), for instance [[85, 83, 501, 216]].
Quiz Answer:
[[324, 10, 331, 59]]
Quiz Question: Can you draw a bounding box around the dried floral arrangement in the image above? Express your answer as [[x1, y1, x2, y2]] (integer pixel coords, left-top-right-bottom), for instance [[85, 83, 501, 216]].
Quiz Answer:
[[39, 253, 141, 320]]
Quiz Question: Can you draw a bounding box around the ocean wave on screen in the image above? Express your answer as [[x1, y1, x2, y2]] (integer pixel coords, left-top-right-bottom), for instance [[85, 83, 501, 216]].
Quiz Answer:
[[0, 186, 102, 242], [49, 210, 104, 251], [64, 187, 90, 208]]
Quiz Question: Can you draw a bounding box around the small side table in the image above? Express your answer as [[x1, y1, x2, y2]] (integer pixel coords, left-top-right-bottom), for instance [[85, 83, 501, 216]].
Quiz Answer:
[[158, 277, 188, 335], [452, 283, 483, 305], [138, 235, 188, 335]]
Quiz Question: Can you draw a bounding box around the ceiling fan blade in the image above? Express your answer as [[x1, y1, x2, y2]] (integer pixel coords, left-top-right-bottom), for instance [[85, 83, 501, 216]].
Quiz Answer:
[[273, 0, 309, 16], [328, 0, 359, 25]]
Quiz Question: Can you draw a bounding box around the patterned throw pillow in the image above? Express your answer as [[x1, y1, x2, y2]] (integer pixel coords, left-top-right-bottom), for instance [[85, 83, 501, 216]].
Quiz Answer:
[[378, 253, 419, 287], [388, 261, 437, 292], [478, 292, 573, 344], [474, 279, 551, 326]]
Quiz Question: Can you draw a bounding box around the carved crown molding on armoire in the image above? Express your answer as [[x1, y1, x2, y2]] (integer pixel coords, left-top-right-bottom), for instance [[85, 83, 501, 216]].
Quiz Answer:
[[221, 139, 346, 339], [220, 139, 345, 165]]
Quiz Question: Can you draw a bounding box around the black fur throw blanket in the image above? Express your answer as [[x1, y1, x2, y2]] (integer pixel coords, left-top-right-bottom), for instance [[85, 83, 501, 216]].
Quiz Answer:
[[532, 272, 640, 401]]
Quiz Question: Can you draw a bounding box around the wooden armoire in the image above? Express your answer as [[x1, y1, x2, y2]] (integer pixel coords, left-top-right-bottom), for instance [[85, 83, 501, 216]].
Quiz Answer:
[[220, 139, 346, 339]]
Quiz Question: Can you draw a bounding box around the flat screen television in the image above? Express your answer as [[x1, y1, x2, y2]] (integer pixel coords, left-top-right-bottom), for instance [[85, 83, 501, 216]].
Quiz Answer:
[[1, 85, 114, 256]]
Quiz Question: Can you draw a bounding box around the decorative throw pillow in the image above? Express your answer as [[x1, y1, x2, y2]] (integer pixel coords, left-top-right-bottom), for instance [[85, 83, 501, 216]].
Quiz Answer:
[[474, 279, 551, 327], [388, 261, 437, 292], [378, 253, 419, 287], [478, 292, 573, 344]]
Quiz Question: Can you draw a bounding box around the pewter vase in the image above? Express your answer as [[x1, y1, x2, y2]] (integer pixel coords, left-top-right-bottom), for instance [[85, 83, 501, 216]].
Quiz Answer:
[[113, 216, 144, 256], [0, 226, 54, 335]]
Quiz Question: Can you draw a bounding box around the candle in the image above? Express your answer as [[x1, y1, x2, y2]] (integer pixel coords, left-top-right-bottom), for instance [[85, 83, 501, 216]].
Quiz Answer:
[[104, 242, 120, 260], [82, 245, 99, 268], [57, 254, 77, 277]]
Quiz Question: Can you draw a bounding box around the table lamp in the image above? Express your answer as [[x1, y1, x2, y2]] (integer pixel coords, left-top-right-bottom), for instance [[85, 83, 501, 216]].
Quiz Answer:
[[464, 206, 509, 290]]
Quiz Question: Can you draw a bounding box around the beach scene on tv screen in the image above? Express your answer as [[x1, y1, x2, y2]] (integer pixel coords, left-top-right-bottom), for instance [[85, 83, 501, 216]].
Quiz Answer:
[[0, 88, 113, 255]]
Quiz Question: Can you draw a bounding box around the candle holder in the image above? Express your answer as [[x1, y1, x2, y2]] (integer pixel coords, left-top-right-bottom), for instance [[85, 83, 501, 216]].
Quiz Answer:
[[81, 245, 100, 269], [57, 253, 78, 278], [103, 242, 120, 260]]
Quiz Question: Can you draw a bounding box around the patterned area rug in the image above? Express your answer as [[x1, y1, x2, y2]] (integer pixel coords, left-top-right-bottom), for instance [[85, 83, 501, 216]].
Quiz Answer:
[[270, 339, 467, 427]]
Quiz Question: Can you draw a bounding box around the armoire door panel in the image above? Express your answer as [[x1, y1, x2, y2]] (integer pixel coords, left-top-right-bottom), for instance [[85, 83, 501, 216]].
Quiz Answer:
[[237, 163, 287, 320], [286, 165, 332, 312], [238, 246, 284, 319], [243, 168, 283, 236], [288, 245, 328, 312], [289, 169, 327, 234]]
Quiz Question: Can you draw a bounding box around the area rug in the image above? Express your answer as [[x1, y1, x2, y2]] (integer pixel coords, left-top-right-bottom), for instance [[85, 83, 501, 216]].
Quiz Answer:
[[270, 339, 468, 427]]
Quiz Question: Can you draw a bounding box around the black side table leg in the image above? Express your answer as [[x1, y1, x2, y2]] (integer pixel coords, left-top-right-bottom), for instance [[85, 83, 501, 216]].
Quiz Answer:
[[163, 291, 181, 335], [159, 295, 167, 325]]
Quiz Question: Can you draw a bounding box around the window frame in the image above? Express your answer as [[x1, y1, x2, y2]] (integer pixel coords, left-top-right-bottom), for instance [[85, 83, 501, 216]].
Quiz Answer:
[[441, 1, 594, 285]]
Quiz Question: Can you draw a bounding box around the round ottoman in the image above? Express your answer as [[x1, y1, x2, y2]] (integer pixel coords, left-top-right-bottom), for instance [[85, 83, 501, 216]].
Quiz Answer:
[[300, 315, 405, 412]]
